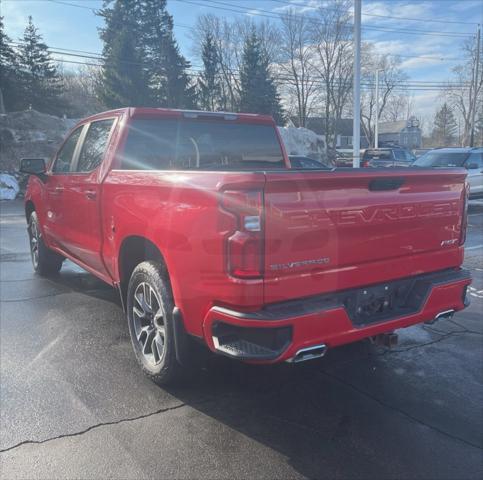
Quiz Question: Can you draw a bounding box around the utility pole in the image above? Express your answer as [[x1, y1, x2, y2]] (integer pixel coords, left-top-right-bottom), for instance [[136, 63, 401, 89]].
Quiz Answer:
[[470, 24, 480, 147], [375, 69, 380, 148], [353, 0, 361, 167]]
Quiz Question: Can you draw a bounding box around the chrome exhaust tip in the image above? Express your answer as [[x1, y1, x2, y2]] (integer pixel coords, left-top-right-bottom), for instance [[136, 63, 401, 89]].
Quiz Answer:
[[287, 344, 327, 363], [425, 309, 455, 325]]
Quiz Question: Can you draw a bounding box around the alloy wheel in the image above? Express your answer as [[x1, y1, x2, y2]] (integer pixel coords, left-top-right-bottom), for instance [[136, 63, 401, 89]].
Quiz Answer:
[[29, 219, 39, 269], [132, 282, 166, 366]]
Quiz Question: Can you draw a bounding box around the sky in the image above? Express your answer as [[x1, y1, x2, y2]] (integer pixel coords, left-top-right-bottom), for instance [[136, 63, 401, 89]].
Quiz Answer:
[[1, 0, 483, 122]]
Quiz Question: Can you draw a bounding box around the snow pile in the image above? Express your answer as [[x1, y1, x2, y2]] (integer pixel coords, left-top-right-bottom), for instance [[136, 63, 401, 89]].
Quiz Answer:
[[0, 174, 19, 200], [278, 126, 327, 163], [0, 110, 76, 172]]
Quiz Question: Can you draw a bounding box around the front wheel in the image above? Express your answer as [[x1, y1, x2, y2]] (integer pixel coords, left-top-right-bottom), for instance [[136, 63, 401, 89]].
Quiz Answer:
[[126, 261, 185, 385], [28, 211, 64, 276]]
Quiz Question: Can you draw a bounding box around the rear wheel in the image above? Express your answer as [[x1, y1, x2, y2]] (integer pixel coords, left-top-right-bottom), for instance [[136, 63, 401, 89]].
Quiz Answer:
[[28, 211, 63, 276], [126, 261, 185, 385]]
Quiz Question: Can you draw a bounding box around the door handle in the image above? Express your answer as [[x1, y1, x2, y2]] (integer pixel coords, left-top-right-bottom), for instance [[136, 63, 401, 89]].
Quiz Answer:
[[84, 190, 97, 200]]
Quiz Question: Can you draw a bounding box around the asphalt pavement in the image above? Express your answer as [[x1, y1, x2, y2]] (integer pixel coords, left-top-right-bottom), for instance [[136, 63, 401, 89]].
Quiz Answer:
[[0, 199, 482, 480]]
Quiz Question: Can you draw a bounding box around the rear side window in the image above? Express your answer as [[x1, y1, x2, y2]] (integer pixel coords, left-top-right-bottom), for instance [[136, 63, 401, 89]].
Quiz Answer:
[[363, 150, 392, 161], [120, 119, 177, 170], [465, 152, 483, 168], [76, 119, 115, 172], [52, 127, 83, 173], [120, 118, 284, 170]]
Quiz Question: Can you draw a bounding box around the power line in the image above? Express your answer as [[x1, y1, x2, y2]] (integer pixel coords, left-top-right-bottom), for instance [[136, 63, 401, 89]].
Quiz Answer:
[[182, 0, 474, 38], [8, 39, 461, 64], [8, 41, 468, 88], [50, 55, 457, 91], [33, 53, 469, 91], [28, 0, 474, 58], [45, 0, 193, 30], [267, 0, 479, 26]]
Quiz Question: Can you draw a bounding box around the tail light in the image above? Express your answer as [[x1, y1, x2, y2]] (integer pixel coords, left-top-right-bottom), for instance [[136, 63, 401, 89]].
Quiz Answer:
[[362, 160, 370, 168], [221, 190, 263, 279], [460, 182, 469, 245]]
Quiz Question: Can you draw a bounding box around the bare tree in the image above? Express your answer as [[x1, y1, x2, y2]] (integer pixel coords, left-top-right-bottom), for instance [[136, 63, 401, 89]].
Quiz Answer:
[[276, 9, 318, 127], [192, 14, 280, 112], [310, 0, 353, 149], [445, 37, 483, 146], [360, 49, 408, 147], [58, 64, 104, 116], [382, 91, 412, 122]]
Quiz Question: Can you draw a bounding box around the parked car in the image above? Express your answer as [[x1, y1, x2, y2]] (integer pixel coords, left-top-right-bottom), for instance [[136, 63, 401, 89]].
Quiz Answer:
[[414, 147, 483, 199], [288, 155, 331, 169], [362, 147, 416, 167], [334, 150, 354, 167], [20, 108, 471, 385]]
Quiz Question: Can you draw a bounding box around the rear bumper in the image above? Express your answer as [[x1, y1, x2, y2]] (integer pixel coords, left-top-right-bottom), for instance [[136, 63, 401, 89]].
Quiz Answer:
[[202, 268, 471, 363]]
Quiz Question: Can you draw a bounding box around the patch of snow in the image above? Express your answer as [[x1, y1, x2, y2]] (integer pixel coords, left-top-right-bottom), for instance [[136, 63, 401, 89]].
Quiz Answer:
[[0, 174, 19, 200], [277, 126, 327, 163]]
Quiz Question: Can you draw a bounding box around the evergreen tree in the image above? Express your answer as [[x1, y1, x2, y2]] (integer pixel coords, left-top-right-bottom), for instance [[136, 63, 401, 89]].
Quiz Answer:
[[0, 17, 22, 112], [140, 0, 196, 108], [198, 32, 221, 111], [98, 0, 196, 109], [432, 103, 457, 146], [98, 0, 150, 108], [17, 16, 64, 114], [99, 28, 149, 108], [239, 32, 284, 124]]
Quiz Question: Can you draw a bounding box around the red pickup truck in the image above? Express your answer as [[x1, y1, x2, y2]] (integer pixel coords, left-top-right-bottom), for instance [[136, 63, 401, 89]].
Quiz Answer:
[[21, 108, 471, 384]]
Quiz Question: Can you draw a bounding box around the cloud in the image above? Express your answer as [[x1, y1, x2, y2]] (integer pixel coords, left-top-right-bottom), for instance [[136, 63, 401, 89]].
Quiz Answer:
[[369, 33, 464, 71], [272, 0, 319, 14]]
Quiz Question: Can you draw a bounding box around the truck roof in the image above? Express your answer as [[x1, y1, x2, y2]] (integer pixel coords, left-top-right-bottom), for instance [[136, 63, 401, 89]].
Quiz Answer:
[[79, 107, 276, 125]]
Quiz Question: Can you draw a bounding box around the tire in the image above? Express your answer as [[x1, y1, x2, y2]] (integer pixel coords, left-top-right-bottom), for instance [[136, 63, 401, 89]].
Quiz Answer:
[[126, 261, 185, 385], [28, 211, 64, 276]]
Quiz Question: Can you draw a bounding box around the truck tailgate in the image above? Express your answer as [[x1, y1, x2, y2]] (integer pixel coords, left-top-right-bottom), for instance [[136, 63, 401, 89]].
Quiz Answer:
[[263, 168, 467, 303]]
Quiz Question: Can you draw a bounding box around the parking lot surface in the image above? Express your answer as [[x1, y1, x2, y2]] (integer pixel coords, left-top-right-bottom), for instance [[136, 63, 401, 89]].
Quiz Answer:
[[1, 199, 482, 479]]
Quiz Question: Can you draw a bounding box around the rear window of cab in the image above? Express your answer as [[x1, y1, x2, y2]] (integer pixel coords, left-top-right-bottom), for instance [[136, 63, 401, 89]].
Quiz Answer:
[[118, 118, 285, 170]]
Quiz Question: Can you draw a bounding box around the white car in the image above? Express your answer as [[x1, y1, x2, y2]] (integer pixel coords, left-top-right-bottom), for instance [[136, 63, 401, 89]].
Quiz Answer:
[[414, 148, 483, 199]]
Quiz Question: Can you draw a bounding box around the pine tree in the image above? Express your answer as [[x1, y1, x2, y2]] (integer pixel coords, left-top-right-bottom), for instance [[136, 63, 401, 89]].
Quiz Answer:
[[198, 32, 221, 111], [0, 17, 22, 112], [98, 0, 196, 109], [432, 103, 457, 147], [99, 28, 149, 108], [239, 32, 284, 124], [140, 0, 196, 108], [17, 16, 64, 114], [98, 0, 150, 108]]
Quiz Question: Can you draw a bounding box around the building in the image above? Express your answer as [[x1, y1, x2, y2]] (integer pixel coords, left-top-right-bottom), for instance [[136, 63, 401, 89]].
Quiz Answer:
[[378, 117, 422, 149], [290, 117, 369, 149], [291, 116, 422, 150]]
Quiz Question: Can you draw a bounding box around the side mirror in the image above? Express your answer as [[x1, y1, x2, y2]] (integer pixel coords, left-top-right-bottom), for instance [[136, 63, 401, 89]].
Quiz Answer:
[[20, 158, 47, 177], [465, 163, 478, 170]]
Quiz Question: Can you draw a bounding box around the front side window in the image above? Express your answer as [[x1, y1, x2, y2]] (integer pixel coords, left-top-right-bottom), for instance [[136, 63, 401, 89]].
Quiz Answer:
[[52, 127, 83, 173], [76, 119, 115, 173], [120, 118, 285, 170]]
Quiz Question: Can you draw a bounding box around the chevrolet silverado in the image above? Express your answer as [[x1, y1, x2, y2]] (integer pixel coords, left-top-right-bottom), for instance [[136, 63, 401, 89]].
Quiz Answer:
[[20, 108, 471, 384]]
